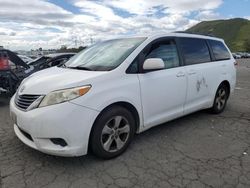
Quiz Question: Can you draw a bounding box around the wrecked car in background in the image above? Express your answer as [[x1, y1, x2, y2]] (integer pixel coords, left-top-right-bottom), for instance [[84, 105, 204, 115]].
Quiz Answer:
[[28, 53, 76, 71], [0, 51, 76, 95], [0, 49, 36, 95], [17, 54, 33, 63]]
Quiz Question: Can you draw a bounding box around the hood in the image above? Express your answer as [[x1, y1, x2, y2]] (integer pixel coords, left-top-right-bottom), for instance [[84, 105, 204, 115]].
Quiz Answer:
[[18, 67, 106, 95]]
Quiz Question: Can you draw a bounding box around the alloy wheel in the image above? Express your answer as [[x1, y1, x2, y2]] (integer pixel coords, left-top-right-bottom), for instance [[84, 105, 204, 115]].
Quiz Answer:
[[101, 116, 130, 152], [215, 87, 227, 110]]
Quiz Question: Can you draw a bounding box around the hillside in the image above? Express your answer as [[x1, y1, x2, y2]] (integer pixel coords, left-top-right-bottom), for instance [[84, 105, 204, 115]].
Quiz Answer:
[[187, 18, 250, 52]]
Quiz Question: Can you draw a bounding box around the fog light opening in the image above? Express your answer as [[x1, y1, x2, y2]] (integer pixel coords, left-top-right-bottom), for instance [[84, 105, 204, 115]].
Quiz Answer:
[[50, 138, 67, 147]]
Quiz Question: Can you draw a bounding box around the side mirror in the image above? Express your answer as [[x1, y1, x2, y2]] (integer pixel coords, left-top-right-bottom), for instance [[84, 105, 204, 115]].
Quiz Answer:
[[143, 58, 165, 71]]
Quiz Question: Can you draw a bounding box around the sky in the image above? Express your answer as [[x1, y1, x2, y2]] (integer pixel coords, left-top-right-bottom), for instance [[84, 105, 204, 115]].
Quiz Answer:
[[0, 0, 249, 50]]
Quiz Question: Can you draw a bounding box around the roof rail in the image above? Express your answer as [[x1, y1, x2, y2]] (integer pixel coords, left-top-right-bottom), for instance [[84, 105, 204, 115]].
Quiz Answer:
[[173, 31, 216, 37]]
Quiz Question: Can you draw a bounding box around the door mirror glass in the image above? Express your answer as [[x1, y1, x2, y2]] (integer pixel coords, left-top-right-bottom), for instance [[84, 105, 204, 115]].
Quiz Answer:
[[143, 58, 165, 71]]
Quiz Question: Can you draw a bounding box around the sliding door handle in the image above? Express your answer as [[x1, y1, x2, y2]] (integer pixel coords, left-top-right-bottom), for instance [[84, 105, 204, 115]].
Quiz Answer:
[[176, 72, 185, 77], [188, 70, 196, 75]]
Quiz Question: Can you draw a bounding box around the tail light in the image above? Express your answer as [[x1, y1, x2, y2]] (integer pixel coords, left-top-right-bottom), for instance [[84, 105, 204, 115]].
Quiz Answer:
[[0, 58, 10, 70]]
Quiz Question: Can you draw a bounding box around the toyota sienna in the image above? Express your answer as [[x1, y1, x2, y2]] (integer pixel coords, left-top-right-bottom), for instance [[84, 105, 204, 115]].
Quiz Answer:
[[10, 33, 236, 159]]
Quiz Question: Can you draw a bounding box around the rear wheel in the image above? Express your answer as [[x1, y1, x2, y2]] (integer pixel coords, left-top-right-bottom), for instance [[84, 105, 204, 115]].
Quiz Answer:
[[90, 106, 136, 159], [210, 84, 229, 114]]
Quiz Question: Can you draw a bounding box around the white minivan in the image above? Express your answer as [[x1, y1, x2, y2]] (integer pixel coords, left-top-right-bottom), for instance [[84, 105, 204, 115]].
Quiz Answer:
[[10, 33, 236, 159]]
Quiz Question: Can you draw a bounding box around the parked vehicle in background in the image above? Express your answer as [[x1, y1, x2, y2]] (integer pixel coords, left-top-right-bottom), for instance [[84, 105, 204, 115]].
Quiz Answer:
[[236, 52, 244, 58], [10, 33, 236, 159], [235, 52, 250, 58], [18, 55, 33, 63], [28, 53, 76, 71], [241, 52, 248, 58], [28, 56, 50, 66], [0, 52, 76, 95], [28, 55, 39, 60], [232, 53, 241, 59], [0, 50, 36, 95]]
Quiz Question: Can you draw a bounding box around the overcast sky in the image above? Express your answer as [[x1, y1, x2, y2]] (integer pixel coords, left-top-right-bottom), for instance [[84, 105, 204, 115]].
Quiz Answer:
[[0, 0, 249, 50]]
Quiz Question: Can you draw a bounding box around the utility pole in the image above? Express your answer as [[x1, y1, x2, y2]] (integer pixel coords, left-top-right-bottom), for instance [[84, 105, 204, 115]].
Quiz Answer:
[[75, 38, 77, 48], [90, 37, 93, 45]]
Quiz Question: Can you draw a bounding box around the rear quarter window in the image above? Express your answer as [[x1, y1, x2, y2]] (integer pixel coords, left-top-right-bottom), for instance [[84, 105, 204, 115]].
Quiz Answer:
[[179, 38, 211, 65], [209, 40, 231, 61]]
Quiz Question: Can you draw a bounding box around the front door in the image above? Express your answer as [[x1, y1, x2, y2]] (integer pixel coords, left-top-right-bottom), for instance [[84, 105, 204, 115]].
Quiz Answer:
[[138, 38, 187, 128]]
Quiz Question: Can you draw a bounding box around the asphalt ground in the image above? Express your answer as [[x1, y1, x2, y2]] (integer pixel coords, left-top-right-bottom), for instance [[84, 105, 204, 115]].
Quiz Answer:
[[0, 59, 249, 188]]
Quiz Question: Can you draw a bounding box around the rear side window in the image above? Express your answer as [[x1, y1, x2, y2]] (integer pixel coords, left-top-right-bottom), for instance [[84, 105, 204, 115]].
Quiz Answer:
[[179, 38, 211, 65], [209, 40, 231, 61]]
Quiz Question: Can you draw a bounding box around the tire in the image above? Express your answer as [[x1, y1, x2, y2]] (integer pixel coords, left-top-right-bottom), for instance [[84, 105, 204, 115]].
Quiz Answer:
[[90, 106, 136, 159], [210, 84, 229, 114]]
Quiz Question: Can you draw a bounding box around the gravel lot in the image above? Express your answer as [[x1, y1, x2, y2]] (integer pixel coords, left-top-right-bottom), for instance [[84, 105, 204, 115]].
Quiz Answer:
[[0, 59, 249, 188]]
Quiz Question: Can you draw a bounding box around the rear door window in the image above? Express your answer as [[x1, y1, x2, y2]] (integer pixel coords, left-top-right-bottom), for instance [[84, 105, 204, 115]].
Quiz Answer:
[[179, 38, 211, 65], [209, 40, 231, 61]]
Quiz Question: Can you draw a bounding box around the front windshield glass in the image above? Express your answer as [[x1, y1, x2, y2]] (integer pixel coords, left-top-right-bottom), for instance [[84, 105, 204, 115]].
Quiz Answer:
[[65, 37, 146, 71]]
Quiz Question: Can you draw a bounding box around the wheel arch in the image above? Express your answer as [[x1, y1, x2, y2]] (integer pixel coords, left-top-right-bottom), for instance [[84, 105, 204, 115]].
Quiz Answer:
[[88, 101, 141, 153], [220, 80, 231, 97]]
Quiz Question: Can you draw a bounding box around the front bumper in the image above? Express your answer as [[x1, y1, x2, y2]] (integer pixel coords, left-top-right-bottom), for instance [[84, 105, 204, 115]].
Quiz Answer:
[[10, 96, 99, 157]]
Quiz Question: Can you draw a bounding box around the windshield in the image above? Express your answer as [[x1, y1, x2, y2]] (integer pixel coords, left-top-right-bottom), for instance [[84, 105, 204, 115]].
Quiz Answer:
[[65, 37, 146, 71]]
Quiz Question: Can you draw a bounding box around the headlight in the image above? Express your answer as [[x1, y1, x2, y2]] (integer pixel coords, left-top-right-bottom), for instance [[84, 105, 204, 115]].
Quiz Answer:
[[39, 85, 91, 107]]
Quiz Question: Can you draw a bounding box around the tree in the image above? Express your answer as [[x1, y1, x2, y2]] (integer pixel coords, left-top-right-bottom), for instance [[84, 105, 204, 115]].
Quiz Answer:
[[244, 39, 250, 52], [60, 45, 67, 50], [57, 46, 86, 53]]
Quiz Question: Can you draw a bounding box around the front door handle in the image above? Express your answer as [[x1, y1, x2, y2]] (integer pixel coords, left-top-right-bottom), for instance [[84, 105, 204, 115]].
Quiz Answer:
[[176, 72, 185, 77]]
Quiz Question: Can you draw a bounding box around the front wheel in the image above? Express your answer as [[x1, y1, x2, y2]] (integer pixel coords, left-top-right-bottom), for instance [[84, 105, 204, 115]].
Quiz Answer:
[[90, 106, 136, 159], [210, 84, 229, 114]]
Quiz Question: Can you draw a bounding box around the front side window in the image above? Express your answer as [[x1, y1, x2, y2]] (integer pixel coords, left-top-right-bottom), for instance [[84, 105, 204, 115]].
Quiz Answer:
[[209, 40, 231, 61], [145, 40, 180, 69], [179, 38, 211, 65], [65, 37, 146, 71]]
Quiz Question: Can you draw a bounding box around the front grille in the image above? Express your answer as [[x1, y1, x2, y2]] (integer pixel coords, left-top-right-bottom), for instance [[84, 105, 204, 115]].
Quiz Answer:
[[15, 94, 41, 110]]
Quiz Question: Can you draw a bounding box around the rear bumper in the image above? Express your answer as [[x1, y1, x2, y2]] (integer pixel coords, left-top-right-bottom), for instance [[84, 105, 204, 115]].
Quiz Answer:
[[10, 96, 99, 157]]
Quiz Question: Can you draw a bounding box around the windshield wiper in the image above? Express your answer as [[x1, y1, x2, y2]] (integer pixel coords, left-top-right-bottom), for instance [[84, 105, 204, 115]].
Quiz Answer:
[[67, 66, 93, 71]]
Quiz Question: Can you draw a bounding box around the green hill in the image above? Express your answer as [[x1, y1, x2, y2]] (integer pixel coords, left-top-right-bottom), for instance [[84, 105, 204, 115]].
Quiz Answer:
[[187, 18, 250, 52]]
